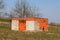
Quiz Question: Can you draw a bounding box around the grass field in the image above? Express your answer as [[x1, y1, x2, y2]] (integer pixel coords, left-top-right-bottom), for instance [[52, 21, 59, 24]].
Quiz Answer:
[[0, 18, 60, 40], [0, 22, 60, 40]]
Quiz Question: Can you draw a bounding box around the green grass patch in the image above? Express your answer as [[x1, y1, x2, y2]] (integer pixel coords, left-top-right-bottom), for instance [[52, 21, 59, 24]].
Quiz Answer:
[[0, 17, 11, 22]]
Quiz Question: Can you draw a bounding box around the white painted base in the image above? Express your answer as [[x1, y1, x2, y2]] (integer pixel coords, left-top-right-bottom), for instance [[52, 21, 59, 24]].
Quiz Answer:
[[11, 20, 19, 30], [26, 21, 40, 31]]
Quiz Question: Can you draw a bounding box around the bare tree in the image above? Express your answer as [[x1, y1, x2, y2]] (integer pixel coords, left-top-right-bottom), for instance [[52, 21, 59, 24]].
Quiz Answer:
[[0, 0, 5, 17], [0, 0, 4, 9], [10, 0, 42, 18]]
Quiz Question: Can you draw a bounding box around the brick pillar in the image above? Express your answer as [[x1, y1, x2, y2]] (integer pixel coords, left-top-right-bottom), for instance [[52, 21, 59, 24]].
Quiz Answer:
[[36, 18, 48, 31], [40, 18, 48, 31]]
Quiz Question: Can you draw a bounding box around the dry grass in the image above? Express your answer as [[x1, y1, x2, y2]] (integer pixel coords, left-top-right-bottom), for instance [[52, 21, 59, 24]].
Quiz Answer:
[[0, 22, 60, 40]]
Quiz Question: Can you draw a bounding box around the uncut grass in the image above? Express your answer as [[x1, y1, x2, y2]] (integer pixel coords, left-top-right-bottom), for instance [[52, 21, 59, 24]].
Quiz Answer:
[[0, 23, 60, 40]]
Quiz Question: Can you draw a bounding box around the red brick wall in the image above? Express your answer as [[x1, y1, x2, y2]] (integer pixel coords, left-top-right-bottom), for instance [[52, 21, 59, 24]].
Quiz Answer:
[[12, 18, 48, 31]]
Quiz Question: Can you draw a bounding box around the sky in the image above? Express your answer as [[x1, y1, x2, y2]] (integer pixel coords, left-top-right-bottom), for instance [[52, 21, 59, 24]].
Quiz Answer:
[[3, 0, 60, 23]]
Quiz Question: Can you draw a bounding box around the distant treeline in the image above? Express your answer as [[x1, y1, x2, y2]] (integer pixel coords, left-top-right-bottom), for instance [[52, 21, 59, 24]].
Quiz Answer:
[[49, 23, 60, 27]]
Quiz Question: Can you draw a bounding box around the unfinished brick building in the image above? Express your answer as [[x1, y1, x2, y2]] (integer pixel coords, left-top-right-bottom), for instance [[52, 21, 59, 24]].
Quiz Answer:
[[11, 18, 48, 31]]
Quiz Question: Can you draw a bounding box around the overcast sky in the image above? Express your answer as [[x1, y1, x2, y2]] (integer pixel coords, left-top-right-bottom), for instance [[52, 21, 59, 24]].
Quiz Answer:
[[4, 0, 60, 23]]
